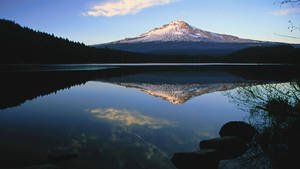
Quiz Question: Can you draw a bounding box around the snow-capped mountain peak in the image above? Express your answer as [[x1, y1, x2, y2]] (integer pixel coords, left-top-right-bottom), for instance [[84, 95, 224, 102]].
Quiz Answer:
[[115, 20, 257, 43]]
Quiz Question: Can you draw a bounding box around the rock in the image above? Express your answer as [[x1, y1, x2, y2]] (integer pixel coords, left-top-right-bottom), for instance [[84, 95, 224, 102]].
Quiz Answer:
[[200, 136, 247, 160], [218, 145, 272, 169], [171, 149, 219, 169], [48, 146, 79, 161], [219, 121, 256, 142]]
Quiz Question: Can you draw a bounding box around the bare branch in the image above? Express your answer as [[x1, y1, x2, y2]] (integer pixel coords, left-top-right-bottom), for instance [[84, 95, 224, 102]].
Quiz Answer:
[[288, 20, 300, 32], [280, 0, 300, 5]]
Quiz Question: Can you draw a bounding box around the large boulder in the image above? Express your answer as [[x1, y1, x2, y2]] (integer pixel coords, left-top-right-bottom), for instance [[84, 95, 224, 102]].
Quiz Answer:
[[219, 121, 256, 142], [200, 136, 247, 160], [171, 149, 219, 169]]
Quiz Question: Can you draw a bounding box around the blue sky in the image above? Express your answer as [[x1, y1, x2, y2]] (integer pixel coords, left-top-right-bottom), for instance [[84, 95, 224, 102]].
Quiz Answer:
[[0, 0, 300, 45]]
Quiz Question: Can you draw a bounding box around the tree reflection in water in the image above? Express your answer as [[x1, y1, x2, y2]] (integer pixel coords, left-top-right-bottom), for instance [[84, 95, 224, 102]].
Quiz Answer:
[[225, 81, 300, 169]]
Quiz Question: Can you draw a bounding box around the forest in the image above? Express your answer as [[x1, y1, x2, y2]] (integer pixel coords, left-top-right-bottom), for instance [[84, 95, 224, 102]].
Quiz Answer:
[[1, 19, 300, 64], [0, 19, 143, 63]]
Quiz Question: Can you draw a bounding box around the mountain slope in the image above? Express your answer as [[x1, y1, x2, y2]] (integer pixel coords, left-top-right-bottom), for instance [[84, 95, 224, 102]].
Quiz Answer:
[[115, 20, 258, 43], [94, 20, 275, 55]]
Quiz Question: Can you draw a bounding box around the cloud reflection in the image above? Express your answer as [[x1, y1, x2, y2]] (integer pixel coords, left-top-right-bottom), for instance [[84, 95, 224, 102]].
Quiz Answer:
[[89, 108, 172, 129]]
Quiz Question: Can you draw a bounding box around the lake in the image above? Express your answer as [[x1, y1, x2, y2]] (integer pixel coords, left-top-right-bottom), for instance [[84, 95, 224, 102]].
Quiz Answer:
[[0, 65, 299, 169]]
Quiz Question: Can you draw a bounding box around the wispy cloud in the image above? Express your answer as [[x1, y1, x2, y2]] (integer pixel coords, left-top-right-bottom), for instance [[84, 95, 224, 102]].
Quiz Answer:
[[274, 33, 300, 39], [83, 0, 177, 17], [272, 8, 300, 16]]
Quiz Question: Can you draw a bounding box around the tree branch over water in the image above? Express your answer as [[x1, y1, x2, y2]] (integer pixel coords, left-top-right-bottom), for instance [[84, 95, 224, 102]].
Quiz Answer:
[[225, 81, 300, 129], [275, 0, 300, 38], [280, 0, 300, 5]]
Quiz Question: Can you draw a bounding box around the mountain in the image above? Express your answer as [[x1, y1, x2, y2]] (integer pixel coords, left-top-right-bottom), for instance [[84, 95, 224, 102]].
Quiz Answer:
[[114, 20, 258, 43], [94, 20, 275, 55], [2, 19, 297, 63]]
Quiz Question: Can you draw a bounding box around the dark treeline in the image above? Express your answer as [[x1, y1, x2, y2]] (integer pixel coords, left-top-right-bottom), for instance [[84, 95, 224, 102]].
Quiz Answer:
[[0, 19, 144, 63], [0, 71, 90, 109], [1, 19, 300, 64], [0, 68, 131, 109], [147, 45, 300, 64], [1, 65, 299, 110], [225, 45, 300, 64]]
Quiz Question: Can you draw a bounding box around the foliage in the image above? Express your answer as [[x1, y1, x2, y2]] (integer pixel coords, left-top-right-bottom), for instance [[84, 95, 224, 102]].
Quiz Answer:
[[226, 81, 300, 129], [1, 19, 300, 64], [225, 81, 300, 168], [227, 45, 300, 64], [0, 19, 143, 63], [279, 0, 300, 33], [280, 0, 300, 5]]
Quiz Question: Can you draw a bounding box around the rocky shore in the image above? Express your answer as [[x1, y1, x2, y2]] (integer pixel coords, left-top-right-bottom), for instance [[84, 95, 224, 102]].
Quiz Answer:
[[171, 121, 260, 169]]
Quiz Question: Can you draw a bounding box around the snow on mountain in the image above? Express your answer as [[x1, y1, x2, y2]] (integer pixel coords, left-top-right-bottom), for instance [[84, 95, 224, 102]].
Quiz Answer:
[[94, 20, 269, 55], [114, 82, 245, 104], [113, 20, 258, 43], [96, 71, 248, 104]]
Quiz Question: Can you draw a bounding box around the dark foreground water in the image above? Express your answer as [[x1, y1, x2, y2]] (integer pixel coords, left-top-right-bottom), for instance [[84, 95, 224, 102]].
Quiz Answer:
[[0, 65, 299, 169]]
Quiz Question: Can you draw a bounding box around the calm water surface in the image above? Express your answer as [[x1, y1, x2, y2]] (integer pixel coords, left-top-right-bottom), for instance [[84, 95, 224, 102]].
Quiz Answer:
[[0, 65, 298, 169]]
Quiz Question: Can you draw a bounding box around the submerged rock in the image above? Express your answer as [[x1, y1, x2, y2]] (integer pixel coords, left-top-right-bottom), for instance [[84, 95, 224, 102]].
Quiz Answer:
[[48, 146, 79, 161], [219, 121, 256, 142], [171, 149, 219, 169], [171, 121, 257, 169], [200, 136, 247, 159], [219, 144, 272, 169]]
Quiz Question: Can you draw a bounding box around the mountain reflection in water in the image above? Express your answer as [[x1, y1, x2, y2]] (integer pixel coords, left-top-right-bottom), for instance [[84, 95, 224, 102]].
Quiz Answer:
[[0, 66, 297, 109], [0, 65, 299, 169], [97, 71, 246, 104]]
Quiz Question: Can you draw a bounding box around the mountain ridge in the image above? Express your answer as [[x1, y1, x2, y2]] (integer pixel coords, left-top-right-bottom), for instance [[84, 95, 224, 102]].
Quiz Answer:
[[94, 20, 276, 55], [110, 20, 260, 43]]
